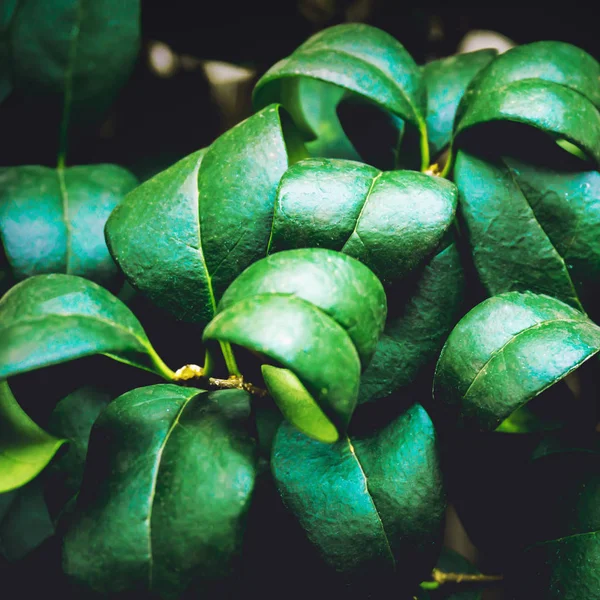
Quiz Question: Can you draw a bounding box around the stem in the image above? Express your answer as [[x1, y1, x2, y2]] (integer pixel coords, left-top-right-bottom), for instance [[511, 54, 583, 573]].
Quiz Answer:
[[220, 342, 241, 377], [431, 569, 503, 585], [419, 120, 430, 173], [172, 366, 268, 397], [439, 144, 454, 178]]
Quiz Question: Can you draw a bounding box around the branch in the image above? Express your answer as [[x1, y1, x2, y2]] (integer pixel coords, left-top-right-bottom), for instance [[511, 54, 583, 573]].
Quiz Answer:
[[173, 364, 268, 397]]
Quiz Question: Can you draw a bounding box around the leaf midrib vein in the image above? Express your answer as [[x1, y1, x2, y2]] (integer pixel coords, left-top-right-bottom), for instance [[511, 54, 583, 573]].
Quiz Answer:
[[346, 437, 396, 570]]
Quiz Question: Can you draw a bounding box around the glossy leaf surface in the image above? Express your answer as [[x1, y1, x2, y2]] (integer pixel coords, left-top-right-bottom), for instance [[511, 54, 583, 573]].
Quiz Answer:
[[63, 385, 257, 598], [455, 151, 600, 316], [0, 382, 65, 493], [10, 0, 140, 122], [359, 238, 464, 404], [423, 49, 496, 158], [0, 274, 173, 381], [253, 23, 429, 169], [206, 249, 386, 440], [269, 158, 457, 285], [106, 105, 302, 324], [0, 164, 136, 289], [433, 291, 600, 431], [217, 248, 387, 365], [454, 42, 600, 164], [271, 403, 445, 590], [0, 478, 54, 562], [47, 386, 111, 499], [508, 444, 600, 599]]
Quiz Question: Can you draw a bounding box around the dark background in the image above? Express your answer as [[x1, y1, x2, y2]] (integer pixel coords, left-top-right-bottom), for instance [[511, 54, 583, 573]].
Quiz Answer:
[[2, 1, 597, 176]]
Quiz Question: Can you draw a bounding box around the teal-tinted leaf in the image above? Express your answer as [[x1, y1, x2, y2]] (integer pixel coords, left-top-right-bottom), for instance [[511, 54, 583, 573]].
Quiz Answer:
[[63, 385, 257, 598], [0, 0, 17, 104], [0, 164, 137, 290], [10, 0, 140, 123], [455, 151, 600, 316], [0, 274, 174, 381], [454, 42, 600, 164], [359, 238, 464, 404], [422, 49, 496, 158], [205, 294, 361, 441], [0, 478, 54, 562], [46, 386, 111, 499], [106, 104, 304, 324], [206, 249, 386, 441], [269, 158, 457, 285], [272, 403, 445, 593], [0, 382, 65, 493], [433, 291, 600, 432], [217, 248, 387, 366], [507, 444, 600, 599], [253, 23, 429, 170]]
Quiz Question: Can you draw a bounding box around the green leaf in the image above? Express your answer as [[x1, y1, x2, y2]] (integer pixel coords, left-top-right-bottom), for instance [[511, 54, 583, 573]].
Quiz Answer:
[[359, 238, 464, 404], [0, 478, 54, 562], [422, 49, 496, 159], [269, 158, 457, 285], [455, 151, 600, 316], [205, 248, 386, 441], [253, 23, 429, 170], [271, 403, 445, 593], [46, 386, 111, 499], [217, 248, 387, 365], [0, 274, 174, 381], [0, 0, 17, 104], [507, 443, 600, 599], [454, 42, 600, 165], [0, 164, 137, 290], [433, 291, 600, 432], [10, 0, 140, 127], [63, 384, 257, 598], [0, 382, 65, 493], [106, 104, 304, 324]]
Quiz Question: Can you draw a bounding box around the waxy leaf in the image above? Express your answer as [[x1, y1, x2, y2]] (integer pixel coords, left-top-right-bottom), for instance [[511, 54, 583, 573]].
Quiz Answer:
[[433, 291, 600, 432], [47, 386, 111, 499], [359, 238, 464, 404], [455, 151, 600, 316], [205, 249, 386, 441], [506, 443, 600, 599], [0, 274, 174, 381], [63, 385, 257, 598], [272, 403, 445, 593], [422, 49, 496, 159], [253, 24, 429, 170], [0, 164, 137, 289], [0, 0, 16, 104], [269, 158, 457, 285], [0, 478, 54, 562], [454, 42, 600, 164], [217, 248, 387, 365], [10, 0, 140, 123], [106, 104, 304, 324], [0, 382, 65, 493]]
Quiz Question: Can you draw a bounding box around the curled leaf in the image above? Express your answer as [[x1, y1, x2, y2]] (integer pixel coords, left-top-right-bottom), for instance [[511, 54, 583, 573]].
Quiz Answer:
[[0, 274, 174, 381], [106, 104, 304, 324], [204, 249, 387, 441], [63, 385, 257, 598], [269, 158, 457, 285], [253, 24, 428, 170], [272, 403, 445, 594], [454, 42, 600, 165], [433, 291, 600, 432], [454, 151, 600, 318], [0, 382, 65, 493]]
